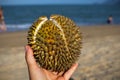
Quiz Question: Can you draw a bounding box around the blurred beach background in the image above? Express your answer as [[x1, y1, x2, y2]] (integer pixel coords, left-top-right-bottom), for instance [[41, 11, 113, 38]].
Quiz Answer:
[[0, 0, 120, 80]]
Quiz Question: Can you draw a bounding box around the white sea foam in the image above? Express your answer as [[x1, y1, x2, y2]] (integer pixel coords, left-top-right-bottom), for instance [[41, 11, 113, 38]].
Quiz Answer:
[[6, 23, 31, 31]]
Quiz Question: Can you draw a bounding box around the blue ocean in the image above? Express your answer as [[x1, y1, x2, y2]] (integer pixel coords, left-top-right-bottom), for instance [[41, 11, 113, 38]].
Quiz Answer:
[[2, 5, 120, 31]]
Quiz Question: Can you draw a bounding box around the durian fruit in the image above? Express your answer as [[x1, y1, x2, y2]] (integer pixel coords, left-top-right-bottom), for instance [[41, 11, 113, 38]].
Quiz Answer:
[[27, 14, 82, 73]]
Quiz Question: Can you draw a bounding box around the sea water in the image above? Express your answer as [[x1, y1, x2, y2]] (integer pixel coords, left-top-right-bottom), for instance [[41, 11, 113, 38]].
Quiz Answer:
[[2, 5, 120, 31]]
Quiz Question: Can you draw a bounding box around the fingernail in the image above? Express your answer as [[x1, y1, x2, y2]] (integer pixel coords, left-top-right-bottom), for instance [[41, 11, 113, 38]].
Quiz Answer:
[[73, 63, 78, 67]]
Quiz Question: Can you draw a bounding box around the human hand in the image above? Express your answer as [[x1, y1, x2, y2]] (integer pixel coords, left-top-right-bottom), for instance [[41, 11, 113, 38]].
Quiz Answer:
[[25, 45, 78, 80]]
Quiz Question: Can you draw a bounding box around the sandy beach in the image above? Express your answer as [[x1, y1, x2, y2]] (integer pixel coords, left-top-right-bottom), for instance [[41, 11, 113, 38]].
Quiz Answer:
[[0, 25, 120, 80]]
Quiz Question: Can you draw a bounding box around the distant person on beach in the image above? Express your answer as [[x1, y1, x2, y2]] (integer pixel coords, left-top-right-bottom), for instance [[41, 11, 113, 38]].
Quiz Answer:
[[0, 6, 7, 31], [107, 15, 113, 24], [25, 45, 78, 80]]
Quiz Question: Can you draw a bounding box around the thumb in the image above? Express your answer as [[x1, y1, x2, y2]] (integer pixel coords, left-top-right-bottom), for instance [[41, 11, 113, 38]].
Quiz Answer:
[[64, 63, 78, 80], [25, 45, 37, 66]]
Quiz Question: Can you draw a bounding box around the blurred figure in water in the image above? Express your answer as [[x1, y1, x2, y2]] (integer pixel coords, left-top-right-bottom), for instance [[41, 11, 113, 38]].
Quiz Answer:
[[107, 15, 113, 24], [0, 6, 7, 31]]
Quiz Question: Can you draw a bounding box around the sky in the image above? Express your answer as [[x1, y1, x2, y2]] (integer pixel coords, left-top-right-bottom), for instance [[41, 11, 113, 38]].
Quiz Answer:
[[0, 0, 107, 5]]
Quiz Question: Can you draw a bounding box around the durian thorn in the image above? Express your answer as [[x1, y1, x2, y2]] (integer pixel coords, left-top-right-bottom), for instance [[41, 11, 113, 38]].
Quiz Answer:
[[33, 17, 48, 42], [50, 18, 70, 54], [46, 39, 55, 43]]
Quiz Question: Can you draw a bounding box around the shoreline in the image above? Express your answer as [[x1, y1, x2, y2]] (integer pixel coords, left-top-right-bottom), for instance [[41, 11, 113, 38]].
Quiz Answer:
[[1, 24, 120, 33]]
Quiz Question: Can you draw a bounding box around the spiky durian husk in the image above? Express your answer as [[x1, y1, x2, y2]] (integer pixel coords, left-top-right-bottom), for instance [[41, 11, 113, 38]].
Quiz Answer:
[[27, 14, 82, 72]]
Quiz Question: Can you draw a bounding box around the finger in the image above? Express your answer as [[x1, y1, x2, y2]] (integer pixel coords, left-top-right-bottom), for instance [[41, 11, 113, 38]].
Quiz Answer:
[[25, 45, 37, 66], [57, 71, 64, 77], [64, 63, 78, 80]]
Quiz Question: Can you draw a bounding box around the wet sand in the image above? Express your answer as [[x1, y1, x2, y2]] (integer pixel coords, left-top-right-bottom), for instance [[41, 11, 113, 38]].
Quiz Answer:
[[0, 25, 120, 80]]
